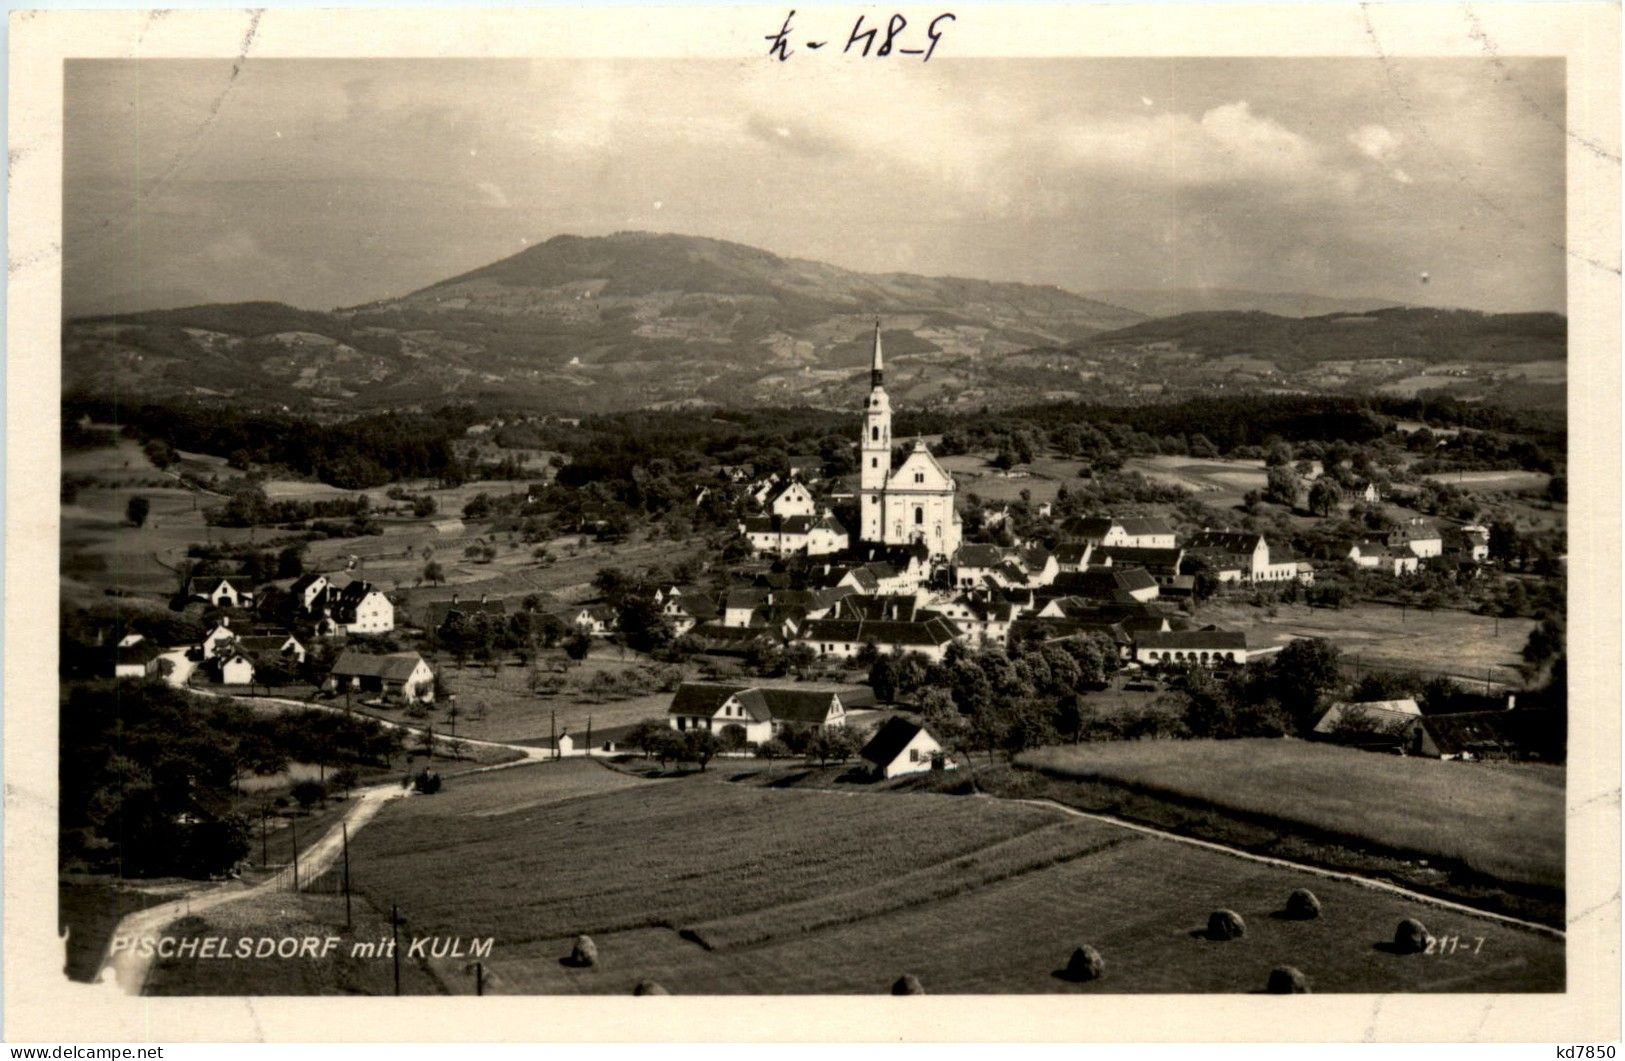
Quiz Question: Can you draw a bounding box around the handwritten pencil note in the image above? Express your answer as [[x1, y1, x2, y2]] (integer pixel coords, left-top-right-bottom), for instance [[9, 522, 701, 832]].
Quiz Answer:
[[766, 9, 955, 62]]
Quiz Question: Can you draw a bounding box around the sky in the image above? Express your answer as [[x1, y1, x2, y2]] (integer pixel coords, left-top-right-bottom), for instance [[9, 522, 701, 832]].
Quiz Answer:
[[63, 56, 1567, 316]]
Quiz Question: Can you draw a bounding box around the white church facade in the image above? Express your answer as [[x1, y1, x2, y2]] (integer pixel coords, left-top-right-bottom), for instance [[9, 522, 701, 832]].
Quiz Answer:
[[858, 322, 962, 559]]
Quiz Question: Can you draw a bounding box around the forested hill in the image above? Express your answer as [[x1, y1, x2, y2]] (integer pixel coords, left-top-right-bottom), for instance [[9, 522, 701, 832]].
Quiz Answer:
[[1079, 307, 1566, 368]]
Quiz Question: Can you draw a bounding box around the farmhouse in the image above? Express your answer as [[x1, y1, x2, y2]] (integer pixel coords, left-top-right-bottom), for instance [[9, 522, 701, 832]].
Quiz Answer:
[[660, 591, 720, 636], [113, 639, 166, 680], [188, 576, 254, 609], [741, 512, 849, 557], [1061, 516, 1177, 550], [1053, 540, 1095, 573], [666, 682, 847, 744], [208, 649, 256, 686], [1134, 628, 1251, 667], [764, 479, 817, 518], [289, 573, 331, 614], [1313, 699, 1424, 750], [419, 594, 507, 630], [329, 580, 395, 634], [330, 650, 436, 702], [1388, 517, 1444, 560], [1051, 567, 1160, 604], [1447, 524, 1492, 563], [861, 717, 951, 779], [1347, 541, 1420, 576], [798, 596, 962, 662], [560, 604, 617, 636], [234, 632, 307, 664]]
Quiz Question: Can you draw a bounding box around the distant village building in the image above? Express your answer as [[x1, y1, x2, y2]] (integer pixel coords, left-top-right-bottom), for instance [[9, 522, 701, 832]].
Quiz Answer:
[[798, 593, 961, 662], [328, 580, 395, 634], [329, 651, 436, 702], [1347, 541, 1420, 576], [858, 322, 962, 559], [1061, 516, 1177, 551], [1388, 517, 1443, 560], [741, 511, 850, 557], [188, 576, 254, 610], [666, 683, 848, 745], [861, 718, 952, 780], [765, 479, 817, 519], [113, 640, 166, 680], [1183, 531, 1303, 583], [1134, 629, 1252, 668]]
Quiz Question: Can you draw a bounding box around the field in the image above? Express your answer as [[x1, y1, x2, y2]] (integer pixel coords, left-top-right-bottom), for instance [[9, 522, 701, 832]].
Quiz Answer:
[[1019, 740, 1563, 892], [1124, 455, 1266, 509], [218, 760, 1567, 995], [1421, 469, 1552, 494], [1201, 601, 1535, 688], [937, 454, 1082, 505]]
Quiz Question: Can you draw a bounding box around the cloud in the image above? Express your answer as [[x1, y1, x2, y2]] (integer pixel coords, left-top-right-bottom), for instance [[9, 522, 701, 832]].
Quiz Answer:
[[1348, 123, 1412, 183], [1053, 100, 1322, 186], [476, 181, 510, 208]]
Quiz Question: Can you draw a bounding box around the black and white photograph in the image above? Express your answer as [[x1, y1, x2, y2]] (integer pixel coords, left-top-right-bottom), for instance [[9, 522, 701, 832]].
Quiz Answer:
[[9, 1, 1620, 1042]]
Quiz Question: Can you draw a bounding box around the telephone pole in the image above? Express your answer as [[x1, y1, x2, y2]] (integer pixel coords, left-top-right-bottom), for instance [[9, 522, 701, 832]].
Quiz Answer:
[[551, 709, 558, 760], [342, 822, 352, 930], [290, 818, 300, 892], [391, 903, 402, 996]]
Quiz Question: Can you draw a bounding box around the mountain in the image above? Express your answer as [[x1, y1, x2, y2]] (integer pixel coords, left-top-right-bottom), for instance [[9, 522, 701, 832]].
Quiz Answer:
[[63, 232, 1144, 413], [1083, 288, 1407, 319]]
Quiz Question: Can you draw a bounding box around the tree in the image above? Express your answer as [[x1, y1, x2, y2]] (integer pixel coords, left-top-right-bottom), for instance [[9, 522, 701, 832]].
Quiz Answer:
[[719, 722, 748, 752], [276, 545, 306, 579], [625, 718, 669, 759], [1264, 466, 1299, 508], [126, 495, 151, 528], [1264, 439, 1294, 467], [412, 494, 438, 518], [683, 730, 723, 772], [869, 656, 900, 704], [754, 737, 791, 772], [1270, 637, 1343, 727], [1307, 478, 1344, 518], [291, 779, 327, 811], [563, 632, 592, 663], [423, 560, 446, 586], [646, 727, 687, 768]]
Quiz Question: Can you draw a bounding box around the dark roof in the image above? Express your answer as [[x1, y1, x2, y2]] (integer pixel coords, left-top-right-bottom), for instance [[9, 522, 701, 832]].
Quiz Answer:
[[954, 544, 1007, 568], [1053, 568, 1158, 601], [1137, 629, 1248, 650], [1422, 710, 1549, 757], [188, 575, 252, 595], [758, 688, 841, 724], [116, 641, 166, 665], [1061, 517, 1115, 541], [235, 634, 301, 654], [419, 598, 507, 628], [1054, 541, 1093, 565], [1187, 531, 1265, 553], [667, 594, 719, 621], [289, 573, 327, 593], [861, 716, 934, 766], [1095, 546, 1183, 569], [331, 650, 427, 682], [834, 595, 933, 622], [1117, 517, 1175, 538], [668, 682, 838, 723], [800, 615, 960, 647]]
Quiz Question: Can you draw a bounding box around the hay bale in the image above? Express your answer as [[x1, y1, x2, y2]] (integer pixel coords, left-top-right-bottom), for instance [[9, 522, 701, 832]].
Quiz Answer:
[[568, 934, 598, 968], [1266, 966, 1312, 994], [1206, 909, 1247, 940], [1284, 888, 1322, 920], [1393, 918, 1432, 954], [890, 974, 925, 995], [1063, 945, 1106, 982], [633, 980, 669, 996]]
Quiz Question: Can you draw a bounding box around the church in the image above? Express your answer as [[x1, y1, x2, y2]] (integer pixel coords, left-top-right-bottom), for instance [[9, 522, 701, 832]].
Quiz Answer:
[[858, 321, 962, 559]]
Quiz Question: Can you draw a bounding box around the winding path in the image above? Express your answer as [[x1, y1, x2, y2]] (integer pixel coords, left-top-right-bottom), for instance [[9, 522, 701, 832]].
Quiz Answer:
[[95, 699, 549, 995]]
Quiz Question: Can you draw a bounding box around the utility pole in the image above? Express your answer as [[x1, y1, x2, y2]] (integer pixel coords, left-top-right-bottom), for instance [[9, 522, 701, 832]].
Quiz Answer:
[[391, 903, 402, 996], [551, 709, 558, 760], [586, 714, 593, 757], [342, 822, 352, 931], [475, 961, 484, 996], [261, 809, 269, 868], [290, 818, 300, 892]]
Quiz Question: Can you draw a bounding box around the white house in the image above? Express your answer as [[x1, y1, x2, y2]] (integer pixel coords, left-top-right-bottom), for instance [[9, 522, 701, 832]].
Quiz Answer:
[[330, 651, 436, 702], [861, 717, 953, 780], [667, 683, 847, 745], [201, 621, 238, 659], [1348, 541, 1420, 576], [113, 641, 165, 680], [188, 576, 253, 609], [741, 511, 849, 557], [561, 604, 617, 636], [214, 650, 256, 686], [1063, 517, 1177, 550], [330, 581, 395, 634], [765, 479, 817, 518], [290, 573, 331, 614], [1389, 518, 1444, 560], [1134, 629, 1252, 668]]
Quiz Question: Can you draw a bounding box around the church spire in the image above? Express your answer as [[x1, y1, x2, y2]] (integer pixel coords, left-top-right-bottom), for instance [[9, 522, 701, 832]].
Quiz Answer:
[[870, 319, 884, 387]]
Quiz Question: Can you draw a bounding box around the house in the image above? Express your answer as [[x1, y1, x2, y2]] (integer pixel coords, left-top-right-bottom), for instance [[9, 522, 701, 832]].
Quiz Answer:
[[188, 576, 254, 609], [1053, 540, 1095, 574], [786, 455, 823, 482], [329, 580, 395, 634], [329, 651, 436, 702], [1061, 516, 1176, 550], [560, 604, 617, 637], [661, 591, 720, 637], [1134, 628, 1251, 668], [952, 543, 1009, 588], [234, 632, 307, 665], [1347, 541, 1420, 576], [932, 595, 1022, 649], [1313, 699, 1424, 749], [666, 682, 848, 745], [1388, 518, 1444, 560], [740, 511, 849, 557], [1052, 567, 1160, 604], [1351, 479, 1381, 504], [1447, 524, 1492, 563], [210, 649, 256, 686], [289, 573, 331, 614], [201, 620, 239, 659], [419, 594, 507, 630], [798, 597, 962, 663], [113, 640, 165, 680], [765, 479, 818, 518], [861, 717, 952, 780], [1093, 546, 1186, 588], [723, 588, 771, 628]]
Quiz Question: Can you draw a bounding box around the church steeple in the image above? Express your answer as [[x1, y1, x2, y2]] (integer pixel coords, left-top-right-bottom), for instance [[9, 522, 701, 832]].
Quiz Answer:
[[870, 319, 884, 387]]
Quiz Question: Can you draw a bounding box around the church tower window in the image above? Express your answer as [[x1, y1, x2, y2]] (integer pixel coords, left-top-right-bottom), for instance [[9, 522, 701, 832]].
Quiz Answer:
[[915, 506, 924, 525]]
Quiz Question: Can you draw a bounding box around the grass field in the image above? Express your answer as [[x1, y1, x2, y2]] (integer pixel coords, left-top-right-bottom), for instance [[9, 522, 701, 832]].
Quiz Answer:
[[1200, 601, 1534, 688], [1019, 740, 1563, 892], [1421, 470, 1552, 494], [251, 761, 1564, 995], [1125, 455, 1267, 509]]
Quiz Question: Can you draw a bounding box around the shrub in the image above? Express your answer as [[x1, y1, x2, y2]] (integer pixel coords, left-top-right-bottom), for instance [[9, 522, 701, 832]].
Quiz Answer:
[[1266, 966, 1311, 994], [890, 974, 924, 995], [1284, 889, 1322, 920], [1393, 918, 1432, 954], [633, 980, 668, 996], [1062, 945, 1106, 982], [412, 769, 442, 795], [1206, 909, 1246, 941], [568, 935, 598, 968], [290, 779, 327, 810]]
